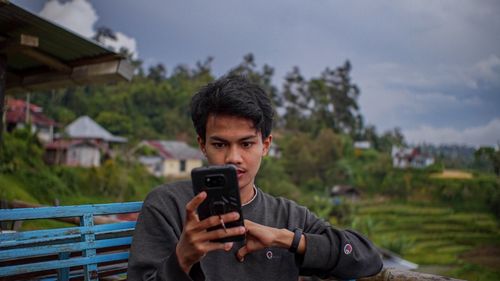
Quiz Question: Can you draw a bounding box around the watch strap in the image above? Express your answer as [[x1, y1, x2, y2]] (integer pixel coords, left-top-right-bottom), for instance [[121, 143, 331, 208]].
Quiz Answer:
[[289, 228, 302, 253]]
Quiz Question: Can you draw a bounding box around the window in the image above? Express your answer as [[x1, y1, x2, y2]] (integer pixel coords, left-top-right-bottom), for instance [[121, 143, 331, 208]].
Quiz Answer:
[[180, 160, 186, 172]]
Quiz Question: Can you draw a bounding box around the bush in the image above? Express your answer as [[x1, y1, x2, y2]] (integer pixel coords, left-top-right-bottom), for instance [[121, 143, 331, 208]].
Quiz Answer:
[[256, 157, 301, 201], [378, 235, 415, 256]]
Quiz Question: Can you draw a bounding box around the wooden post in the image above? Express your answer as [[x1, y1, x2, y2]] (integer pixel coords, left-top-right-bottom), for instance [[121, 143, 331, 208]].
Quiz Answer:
[[0, 54, 6, 144], [358, 268, 465, 281]]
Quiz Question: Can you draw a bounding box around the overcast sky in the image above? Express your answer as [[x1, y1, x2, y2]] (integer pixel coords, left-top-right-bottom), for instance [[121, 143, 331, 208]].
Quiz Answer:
[[12, 0, 500, 147]]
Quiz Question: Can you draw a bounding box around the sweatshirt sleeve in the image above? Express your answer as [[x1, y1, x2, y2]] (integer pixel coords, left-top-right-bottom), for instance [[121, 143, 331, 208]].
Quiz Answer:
[[127, 187, 205, 281], [293, 205, 382, 280]]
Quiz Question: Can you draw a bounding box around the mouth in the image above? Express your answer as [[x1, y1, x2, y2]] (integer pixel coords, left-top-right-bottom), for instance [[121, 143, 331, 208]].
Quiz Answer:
[[236, 168, 246, 179]]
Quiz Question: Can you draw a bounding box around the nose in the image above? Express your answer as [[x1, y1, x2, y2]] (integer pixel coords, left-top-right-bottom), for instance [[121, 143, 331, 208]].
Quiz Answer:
[[225, 145, 243, 165]]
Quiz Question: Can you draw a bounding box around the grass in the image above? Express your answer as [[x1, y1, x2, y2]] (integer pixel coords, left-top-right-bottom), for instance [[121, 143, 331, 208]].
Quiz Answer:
[[0, 174, 39, 203], [431, 170, 474, 179], [348, 199, 500, 280]]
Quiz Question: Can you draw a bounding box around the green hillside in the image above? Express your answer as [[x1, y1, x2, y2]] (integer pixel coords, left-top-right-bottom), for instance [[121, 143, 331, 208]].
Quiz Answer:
[[1, 56, 499, 280], [351, 200, 500, 280]]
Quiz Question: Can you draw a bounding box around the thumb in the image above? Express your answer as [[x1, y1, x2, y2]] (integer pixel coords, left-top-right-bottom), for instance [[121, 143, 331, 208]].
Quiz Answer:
[[224, 242, 234, 252], [236, 246, 249, 262]]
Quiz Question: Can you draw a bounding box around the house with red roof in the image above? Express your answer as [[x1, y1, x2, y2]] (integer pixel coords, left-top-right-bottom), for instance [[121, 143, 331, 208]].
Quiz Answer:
[[391, 146, 434, 169], [5, 97, 57, 143], [134, 140, 204, 178]]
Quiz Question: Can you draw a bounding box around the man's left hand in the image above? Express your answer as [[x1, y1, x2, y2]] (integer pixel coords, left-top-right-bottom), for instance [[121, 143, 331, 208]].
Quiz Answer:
[[236, 220, 305, 262]]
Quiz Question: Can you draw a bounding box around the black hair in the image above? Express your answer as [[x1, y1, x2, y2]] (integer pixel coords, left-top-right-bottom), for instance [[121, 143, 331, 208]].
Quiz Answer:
[[190, 75, 274, 142]]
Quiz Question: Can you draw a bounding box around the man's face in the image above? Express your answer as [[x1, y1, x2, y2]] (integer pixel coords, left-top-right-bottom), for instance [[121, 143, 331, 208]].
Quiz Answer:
[[198, 114, 272, 194]]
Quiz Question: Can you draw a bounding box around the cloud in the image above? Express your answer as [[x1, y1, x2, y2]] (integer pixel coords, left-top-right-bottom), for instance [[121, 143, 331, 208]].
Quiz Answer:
[[39, 0, 138, 57], [101, 32, 138, 59], [404, 118, 500, 147], [357, 54, 500, 130], [39, 0, 97, 37], [469, 54, 500, 88]]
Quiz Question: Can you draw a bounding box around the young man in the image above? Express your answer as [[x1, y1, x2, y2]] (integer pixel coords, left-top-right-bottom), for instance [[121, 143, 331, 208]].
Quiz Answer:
[[128, 76, 382, 281]]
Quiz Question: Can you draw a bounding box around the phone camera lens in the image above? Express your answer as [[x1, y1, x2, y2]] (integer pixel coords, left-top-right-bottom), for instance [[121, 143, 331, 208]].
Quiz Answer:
[[205, 175, 225, 188]]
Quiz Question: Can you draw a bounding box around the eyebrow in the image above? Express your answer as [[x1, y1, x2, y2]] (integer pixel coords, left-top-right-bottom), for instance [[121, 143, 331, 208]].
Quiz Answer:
[[208, 134, 258, 142]]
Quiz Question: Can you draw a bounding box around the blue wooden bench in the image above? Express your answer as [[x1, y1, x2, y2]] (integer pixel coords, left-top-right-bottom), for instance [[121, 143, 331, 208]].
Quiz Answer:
[[0, 202, 142, 281]]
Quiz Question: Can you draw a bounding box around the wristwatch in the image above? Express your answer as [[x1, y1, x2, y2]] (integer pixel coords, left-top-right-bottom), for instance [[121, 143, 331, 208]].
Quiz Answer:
[[289, 228, 303, 253]]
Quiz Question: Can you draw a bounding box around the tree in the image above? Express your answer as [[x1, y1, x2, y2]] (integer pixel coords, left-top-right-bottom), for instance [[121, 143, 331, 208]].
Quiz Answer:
[[377, 128, 405, 153], [280, 128, 344, 190], [475, 146, 500, 176], [228, 54, 281, 109], [282, 61, 362, 135], [309, 61, 361, 134], [147, 64, 167, 83], [93, 26, 117, 44], [119, 47, 144, 77], [95, 111, 133, 135], [282, 66, 311, 132]]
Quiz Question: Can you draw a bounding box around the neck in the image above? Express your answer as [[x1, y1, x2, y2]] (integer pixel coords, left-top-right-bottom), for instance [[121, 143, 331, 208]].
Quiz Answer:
[[240, 184, 256, 205]]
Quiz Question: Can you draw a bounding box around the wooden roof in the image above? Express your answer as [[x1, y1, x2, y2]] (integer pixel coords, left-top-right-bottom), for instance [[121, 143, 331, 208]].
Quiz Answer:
[[0, 0, 133, 93]]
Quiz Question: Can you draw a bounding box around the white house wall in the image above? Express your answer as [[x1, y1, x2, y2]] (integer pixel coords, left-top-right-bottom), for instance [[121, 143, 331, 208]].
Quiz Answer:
[[162, 159, 203, 177], [67, 146, 100, 167]]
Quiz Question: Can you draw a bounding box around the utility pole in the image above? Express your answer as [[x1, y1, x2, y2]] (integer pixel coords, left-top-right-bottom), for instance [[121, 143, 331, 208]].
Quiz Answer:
[[0, 54, 6, 144]]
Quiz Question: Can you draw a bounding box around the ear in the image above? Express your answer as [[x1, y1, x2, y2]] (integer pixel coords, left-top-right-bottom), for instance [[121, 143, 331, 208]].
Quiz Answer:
[[262, 135, 272, 156], [197, 136, 206, 155]]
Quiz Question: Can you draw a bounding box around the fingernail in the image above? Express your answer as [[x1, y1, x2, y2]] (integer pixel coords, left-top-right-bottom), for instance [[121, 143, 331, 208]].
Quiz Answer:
[[239, 227, 246, 233]]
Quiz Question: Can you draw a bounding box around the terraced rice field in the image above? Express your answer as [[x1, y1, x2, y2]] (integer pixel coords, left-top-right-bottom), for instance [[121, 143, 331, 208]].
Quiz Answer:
[[351, 199, 500, 280]]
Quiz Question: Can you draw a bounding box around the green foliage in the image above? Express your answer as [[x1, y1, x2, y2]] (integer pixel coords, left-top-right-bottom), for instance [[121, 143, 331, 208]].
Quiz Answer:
[[375, 128, 405, 153], [448, 263, 500, 281], [428, 176, 500, 216], [0, 130, 161, 205], [282, 61, 362, 135], [228, 54, 280, 108], [2, 53, 499, 280], [350, 216, 377, 238], [475, 146, 500, 176], [351, 199, 500, 280], [256, 157, 301, 201], [378, 235, 415, 256], [0, 128, 45, 172], [280, 128, 345, 190], [96, 111, 133, 135], [0, 174, 38, 203], [311, 196, 335, 220], [134, 145, 159, 156]]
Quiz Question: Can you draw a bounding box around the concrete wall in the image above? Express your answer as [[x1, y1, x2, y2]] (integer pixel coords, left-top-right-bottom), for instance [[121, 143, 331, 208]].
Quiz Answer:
[[162, 159, 203, 177], [67, 146, 100, 167]]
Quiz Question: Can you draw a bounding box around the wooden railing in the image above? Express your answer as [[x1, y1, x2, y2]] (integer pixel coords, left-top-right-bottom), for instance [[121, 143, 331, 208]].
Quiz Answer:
[[359, 268, 464, 281]]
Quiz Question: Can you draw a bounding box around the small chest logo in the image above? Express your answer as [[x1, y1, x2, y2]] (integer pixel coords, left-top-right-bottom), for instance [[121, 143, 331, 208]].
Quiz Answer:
[[266, 250, 273, 259], [344, 243, 353, 255]]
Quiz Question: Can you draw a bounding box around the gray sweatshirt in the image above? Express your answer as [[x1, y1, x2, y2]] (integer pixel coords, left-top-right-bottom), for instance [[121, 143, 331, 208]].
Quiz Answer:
[[127, 181, 382, 281]]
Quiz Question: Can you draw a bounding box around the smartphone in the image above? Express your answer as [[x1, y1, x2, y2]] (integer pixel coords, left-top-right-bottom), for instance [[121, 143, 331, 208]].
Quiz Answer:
[[191, 165, 245, 242]]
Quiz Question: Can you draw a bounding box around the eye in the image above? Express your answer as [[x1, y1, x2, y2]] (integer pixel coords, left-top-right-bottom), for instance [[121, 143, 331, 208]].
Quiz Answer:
[[211, 142, 226, 149], [241, 142, 254, 148]]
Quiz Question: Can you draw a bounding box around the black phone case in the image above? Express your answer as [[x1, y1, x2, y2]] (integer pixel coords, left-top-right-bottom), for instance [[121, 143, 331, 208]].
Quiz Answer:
[[191, 165, 245, 242]]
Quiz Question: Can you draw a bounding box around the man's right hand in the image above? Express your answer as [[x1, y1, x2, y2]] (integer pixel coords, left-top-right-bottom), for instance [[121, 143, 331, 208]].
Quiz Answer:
[[176, 191, 246, 273]]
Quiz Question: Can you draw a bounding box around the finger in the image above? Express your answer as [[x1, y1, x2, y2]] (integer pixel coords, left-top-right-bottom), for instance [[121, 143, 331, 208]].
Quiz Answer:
[[236, 246, 249, 262], [201, 226, 246, 241], [243, 219, 261, 235], [224, 242, 234, 252], [196, 212, 240, 231], [185, 192, 207, 219], [203, 241, 234, 253], [243, 219, 254, 230]]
